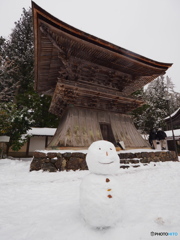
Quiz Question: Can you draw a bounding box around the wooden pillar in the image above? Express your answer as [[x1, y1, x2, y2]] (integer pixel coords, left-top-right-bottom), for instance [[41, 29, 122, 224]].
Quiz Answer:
[[26, 137, 30, 157]]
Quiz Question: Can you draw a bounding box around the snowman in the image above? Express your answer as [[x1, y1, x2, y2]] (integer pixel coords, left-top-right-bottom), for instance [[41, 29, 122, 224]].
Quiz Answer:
[[80, 140, 121, 228]]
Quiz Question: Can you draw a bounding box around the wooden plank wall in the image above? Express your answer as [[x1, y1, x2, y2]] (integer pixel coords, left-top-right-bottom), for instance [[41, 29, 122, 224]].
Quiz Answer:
[[48, 107, 150, 149]]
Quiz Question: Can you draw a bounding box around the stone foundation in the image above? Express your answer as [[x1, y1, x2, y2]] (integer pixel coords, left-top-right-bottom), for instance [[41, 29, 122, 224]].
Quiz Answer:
[[30, 150, 178, 172]]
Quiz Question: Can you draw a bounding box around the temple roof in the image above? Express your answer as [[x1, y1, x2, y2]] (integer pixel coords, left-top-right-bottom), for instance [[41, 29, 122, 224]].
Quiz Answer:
[[165, 108, 180, 129], [32, 2, 172, 115]]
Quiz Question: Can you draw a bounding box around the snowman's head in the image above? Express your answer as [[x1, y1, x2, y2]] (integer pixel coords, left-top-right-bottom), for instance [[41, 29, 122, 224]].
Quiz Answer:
[[86, 140, 120, 175]]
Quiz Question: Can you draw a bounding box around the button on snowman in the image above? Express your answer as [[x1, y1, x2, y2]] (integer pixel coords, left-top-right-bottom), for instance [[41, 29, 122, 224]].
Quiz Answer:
[[80, 140, 121, 228]]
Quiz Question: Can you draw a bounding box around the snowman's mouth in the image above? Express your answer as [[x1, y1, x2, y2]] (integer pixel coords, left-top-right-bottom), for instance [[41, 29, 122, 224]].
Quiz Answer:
[[98, 161, 114, 165]]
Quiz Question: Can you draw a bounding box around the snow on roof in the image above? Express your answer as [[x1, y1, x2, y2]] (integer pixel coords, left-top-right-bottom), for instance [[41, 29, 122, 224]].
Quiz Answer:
[[27, 127, 180, 139], [165, 129, 180, 138], [27, 128, 56, 136], [164, 107, 180, 120], [0, 136, 10, 142]]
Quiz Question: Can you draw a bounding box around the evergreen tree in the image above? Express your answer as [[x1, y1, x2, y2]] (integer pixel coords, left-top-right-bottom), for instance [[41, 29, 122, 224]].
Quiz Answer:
[[7, 8, 34, 92], [165, 76, 180, 113], [0, 103, 34, 151], [132, 75, 179, 134], [0, 8, 59, 151], [0, 36, 20, 101]]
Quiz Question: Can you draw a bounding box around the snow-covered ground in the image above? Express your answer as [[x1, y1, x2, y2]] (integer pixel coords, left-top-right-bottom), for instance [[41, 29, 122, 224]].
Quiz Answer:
[[0, 158, 180, 240]]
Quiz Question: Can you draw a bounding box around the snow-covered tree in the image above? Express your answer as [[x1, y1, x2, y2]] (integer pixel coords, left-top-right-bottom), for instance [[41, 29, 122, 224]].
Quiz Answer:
[[0, 37, 20, 101], [0, 103, 34, 151], [0, 8, 59, 151], [165, 76, 180, 112], [132, 75, 179, 134], [0, 8, 33, 101]]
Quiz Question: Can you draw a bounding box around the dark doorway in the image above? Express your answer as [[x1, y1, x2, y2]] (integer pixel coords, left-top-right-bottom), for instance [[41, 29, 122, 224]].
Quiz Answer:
[[99, 123, 116, 144]]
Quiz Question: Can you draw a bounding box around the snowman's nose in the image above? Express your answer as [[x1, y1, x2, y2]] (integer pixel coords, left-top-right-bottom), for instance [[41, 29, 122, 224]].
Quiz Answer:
[[106, 151, 108, 156]]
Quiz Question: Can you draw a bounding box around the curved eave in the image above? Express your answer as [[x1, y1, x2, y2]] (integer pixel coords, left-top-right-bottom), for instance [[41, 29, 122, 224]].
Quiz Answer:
[[32, 1, 172, 71], [165, 108, 180, 122]]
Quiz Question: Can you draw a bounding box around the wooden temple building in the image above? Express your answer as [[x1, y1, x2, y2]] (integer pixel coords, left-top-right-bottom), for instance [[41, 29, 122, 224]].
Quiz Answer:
[[32, 2, 172, 149], [165, 108, 180, 130]]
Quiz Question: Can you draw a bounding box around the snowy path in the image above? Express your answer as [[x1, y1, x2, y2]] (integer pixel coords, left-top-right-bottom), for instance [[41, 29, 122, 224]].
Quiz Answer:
[[0, 159, 179, 240]]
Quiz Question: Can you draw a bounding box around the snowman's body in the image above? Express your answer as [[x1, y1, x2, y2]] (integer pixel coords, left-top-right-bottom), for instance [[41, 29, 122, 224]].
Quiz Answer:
[[80, 140, 121, 228]]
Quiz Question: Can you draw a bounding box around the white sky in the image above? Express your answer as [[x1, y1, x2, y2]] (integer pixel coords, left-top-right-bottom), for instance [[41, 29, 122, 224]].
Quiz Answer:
[[0, 0, 180, 92]]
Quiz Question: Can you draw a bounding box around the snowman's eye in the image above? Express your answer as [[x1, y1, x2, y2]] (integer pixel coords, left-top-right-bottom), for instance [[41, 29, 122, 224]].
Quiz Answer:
[[110, 148, 112, 150], [99, 148, 101, 150]]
